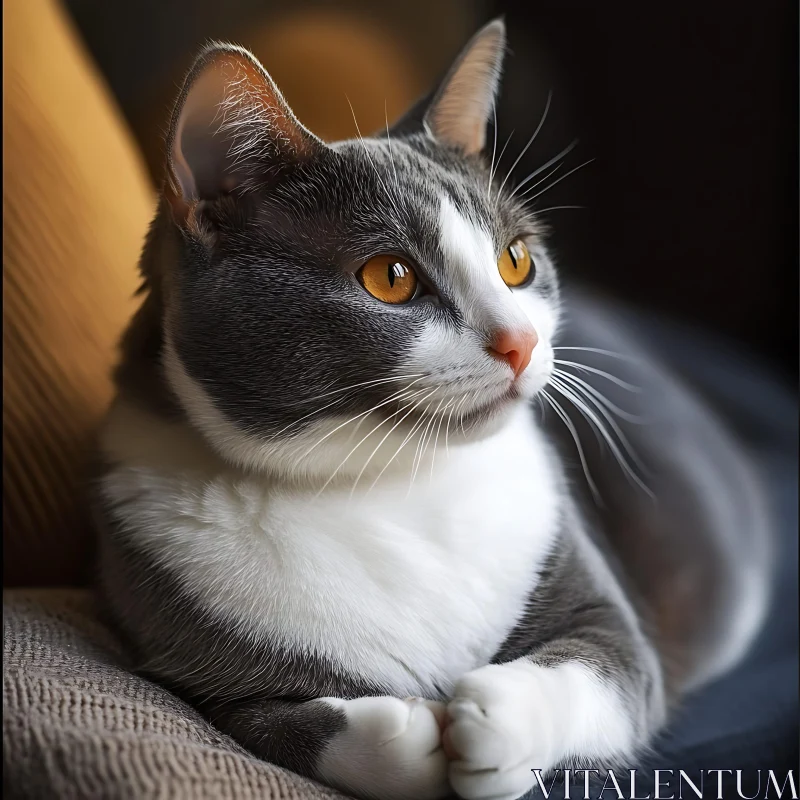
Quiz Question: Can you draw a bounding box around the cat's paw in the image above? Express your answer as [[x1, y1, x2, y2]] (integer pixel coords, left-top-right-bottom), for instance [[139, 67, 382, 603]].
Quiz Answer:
[[444, 663, 556, 800], [316, 696, 450, 800]]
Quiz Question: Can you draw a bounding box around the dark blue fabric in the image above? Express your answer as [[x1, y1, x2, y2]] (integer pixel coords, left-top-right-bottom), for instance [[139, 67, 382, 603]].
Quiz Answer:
[[526, 316, 799, 799]]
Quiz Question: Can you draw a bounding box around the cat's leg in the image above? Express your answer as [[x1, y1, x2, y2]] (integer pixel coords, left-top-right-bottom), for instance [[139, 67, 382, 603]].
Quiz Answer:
[[444, 532, 667, 800], [209, 695, 450, 800]]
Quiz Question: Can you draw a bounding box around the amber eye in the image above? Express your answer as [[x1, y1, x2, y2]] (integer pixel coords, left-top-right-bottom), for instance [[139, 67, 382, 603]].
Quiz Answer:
[[498, 238, 534, 287], [357, 255, 419, 304]]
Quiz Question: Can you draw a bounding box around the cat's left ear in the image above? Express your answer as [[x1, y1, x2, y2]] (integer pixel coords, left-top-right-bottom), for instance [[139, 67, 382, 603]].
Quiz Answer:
[[422, 18, 506, 155], [164, 43, 325, 223]]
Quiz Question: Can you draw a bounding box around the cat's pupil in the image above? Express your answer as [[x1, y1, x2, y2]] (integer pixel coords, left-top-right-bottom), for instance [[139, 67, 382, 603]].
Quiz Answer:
[[509, 246, 519, 270], [388, 263, 395, 288]]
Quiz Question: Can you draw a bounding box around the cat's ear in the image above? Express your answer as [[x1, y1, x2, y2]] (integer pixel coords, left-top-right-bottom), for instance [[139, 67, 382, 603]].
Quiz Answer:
[[165, 43, 324, 222], [419, 19, 506, 155]]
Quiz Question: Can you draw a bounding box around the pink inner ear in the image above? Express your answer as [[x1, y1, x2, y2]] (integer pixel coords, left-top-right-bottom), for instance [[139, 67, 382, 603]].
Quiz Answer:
[[426, 20, 505, 155], [168, 48, 322, 205]]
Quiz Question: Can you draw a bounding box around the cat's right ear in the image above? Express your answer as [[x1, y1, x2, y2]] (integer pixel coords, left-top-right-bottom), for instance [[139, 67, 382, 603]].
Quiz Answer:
[[164, 43, 325, 225]]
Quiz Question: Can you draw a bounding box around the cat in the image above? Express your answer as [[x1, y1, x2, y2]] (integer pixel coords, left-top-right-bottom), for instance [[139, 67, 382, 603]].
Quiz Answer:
[[93, 19, 774, 800]]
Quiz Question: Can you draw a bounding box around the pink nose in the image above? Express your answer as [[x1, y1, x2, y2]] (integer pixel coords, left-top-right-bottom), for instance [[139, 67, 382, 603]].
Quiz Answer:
[[488, 329, 538, 379]]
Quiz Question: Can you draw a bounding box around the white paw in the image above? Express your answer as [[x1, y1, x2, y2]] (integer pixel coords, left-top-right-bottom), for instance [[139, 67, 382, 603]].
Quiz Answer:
[[317, 696, 450, 800], [444, 663, 557, 800]]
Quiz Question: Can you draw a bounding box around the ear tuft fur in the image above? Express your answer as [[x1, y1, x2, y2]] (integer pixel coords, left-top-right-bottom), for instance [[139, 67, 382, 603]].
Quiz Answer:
[[165, 43, 324, 222]]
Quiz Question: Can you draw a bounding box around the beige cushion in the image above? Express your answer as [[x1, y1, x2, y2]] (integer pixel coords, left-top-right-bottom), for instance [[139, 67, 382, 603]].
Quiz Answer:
[[3, 0, 153, 586], [4, 589, 351, 798]]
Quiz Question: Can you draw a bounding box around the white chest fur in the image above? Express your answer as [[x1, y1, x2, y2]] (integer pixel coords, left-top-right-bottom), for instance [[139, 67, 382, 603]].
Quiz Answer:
[[101, 402, 562, 697]]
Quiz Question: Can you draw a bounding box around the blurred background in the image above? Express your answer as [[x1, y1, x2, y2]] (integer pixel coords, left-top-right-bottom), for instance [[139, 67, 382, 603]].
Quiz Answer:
[[64, 0, 798, 379]]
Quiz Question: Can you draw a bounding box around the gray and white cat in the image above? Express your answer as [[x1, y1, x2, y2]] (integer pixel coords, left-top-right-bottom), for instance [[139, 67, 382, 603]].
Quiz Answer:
[[94, 20, 773, 800]]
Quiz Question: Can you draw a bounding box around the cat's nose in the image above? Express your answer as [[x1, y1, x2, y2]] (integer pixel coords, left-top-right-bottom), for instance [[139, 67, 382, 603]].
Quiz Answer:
[[488, 329, 538, 379]]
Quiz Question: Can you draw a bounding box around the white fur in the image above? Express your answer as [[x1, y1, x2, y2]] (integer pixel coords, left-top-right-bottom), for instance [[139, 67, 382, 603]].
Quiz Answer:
[[403, 197, 557, 403], [100, 397, 562, 699], [316, 697, 449, 800], [446, 660, 636, 800]]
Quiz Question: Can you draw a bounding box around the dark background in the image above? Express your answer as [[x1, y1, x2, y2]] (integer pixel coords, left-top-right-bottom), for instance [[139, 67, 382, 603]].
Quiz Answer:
[[65, 0, 798, 380]]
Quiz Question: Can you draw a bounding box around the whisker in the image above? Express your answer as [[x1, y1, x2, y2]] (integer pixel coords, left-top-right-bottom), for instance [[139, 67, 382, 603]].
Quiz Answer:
[[366, 395, 437, 494], [532, 391, 546, 423], [553, 369, 646, 424], [549, 377, 654, 498], [532, 204, 585, 215], [429, 398, 455, 482], [297, 380, 425, 465], [350, 388, 437, 499], [444, 395, 464, 458], [489, 129, 516, 201], [296, 374, 424, 406], [552, 374, 651, 479], [551, 375, 649, 473], [495, 90, 553, 202], [554, 360, 641, 392], [541, 389, 603, 505], [346, 95, 402, 216], [265, 393, 354, 443], [459, 391, 477, 437], [408, 398, 444, 494], [487, 103, 499, 199], [511, 162, 563, 200], [506, 139, 578, 201], [384, 99, 400, 193], [417, 395, 447, 471], [553, 346, 642, 364], [549, 376, 608, 461], [316, 388, 429, 497], [265, 374, 422, 443], [519, 157, 595, 203]]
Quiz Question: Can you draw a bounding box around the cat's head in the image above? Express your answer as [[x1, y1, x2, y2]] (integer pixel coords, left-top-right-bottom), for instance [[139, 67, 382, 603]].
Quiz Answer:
[[152, 19, 561, 483]]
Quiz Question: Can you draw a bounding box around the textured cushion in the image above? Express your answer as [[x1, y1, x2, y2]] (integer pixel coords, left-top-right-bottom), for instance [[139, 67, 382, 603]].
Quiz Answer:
[[3, 589, 349, 799], [3, 0, 153, 587]]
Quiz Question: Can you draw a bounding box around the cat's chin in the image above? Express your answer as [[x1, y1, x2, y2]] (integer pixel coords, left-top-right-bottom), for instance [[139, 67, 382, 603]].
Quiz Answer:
[[456, 388, 529, 442]]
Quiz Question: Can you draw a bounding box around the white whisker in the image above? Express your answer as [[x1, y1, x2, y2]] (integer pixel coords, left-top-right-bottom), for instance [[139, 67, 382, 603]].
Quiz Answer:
[[553, 346, 642, 364], [554, 360, 641, 392], [487, 103, 499, 199], [266, 374, 421, 443], [495, 90, 553, 202], [408, 398, 444, 495], [520, 157, 595, 203], [429, 399, 455, 482], [549, 376, 653, 498], [297, 374, 424, 406], [315, 388, 429, 497], [297, 380, 425, 465], [532, 204, 585, 215], [444, 395, 464, 458], [541, 389, 603, 505], [553, 369, 646, 424], [350, 388, 438, 499], [507, 139, 578, 200], [366, 395, 437, 494], [489, 129, 515, 200], [346, 95, 403, 217], [384, 99, 400, 193]]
